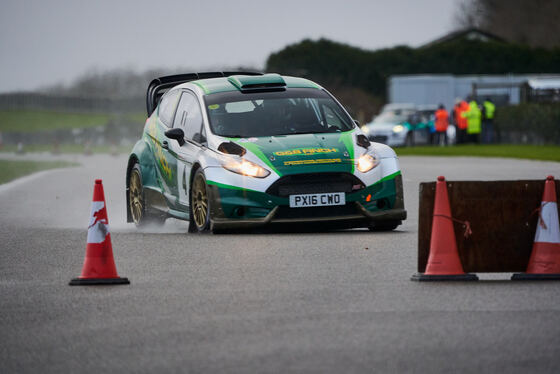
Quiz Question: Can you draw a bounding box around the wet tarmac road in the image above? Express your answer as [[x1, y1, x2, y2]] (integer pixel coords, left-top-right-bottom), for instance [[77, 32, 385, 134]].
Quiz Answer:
[[1, 153, 560, 373]]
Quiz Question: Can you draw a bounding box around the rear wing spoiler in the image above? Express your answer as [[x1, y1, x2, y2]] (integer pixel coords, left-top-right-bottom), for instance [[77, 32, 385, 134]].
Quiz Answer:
[[146, 71, 263, 116]]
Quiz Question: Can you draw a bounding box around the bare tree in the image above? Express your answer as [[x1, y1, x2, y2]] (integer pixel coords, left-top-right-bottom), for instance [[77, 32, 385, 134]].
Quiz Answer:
[[454, 0, 560, 48], [454, 0, 484, 28]]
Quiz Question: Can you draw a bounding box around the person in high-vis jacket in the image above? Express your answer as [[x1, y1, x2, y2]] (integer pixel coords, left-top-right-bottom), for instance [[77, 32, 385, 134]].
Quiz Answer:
[[453, 98, 469, 144], [434, 104, 449, 146], [482, 97, 496, 144], [462, 97, 482, 143]]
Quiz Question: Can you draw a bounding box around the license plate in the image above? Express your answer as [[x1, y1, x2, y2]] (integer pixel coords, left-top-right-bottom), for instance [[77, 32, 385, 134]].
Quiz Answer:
[[289, 192, 345, 208]]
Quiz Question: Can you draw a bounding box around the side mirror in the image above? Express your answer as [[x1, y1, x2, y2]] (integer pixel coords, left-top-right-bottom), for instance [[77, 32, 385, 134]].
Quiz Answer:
[[356, 134, 371, 149], [164, 128, 185, 146], [192, 132, 207, 145], [353, 119, 360, 127]]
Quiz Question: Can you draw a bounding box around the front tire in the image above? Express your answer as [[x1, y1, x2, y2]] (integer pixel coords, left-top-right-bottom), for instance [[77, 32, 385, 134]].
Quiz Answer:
[[189, 169, 211, 232]]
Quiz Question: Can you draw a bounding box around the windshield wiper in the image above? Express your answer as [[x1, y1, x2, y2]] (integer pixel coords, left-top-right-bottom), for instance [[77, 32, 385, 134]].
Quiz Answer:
[[281, 129, 341, 135], [282, 131, 317, 135]]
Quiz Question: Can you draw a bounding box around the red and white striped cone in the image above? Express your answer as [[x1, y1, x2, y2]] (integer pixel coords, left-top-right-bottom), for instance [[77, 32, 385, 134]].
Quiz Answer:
[[69, 179, 129, 285], [512, 175, 560, 280]]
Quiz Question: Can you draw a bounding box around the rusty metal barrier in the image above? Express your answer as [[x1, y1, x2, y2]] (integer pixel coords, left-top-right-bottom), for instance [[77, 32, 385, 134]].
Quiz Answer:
[[417, 179, 560, 274]]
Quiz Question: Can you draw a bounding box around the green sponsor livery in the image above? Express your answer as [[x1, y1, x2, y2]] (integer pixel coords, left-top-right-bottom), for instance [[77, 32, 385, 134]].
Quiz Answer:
[[229, 131, 356, 176], [127, 72, 406, 232]]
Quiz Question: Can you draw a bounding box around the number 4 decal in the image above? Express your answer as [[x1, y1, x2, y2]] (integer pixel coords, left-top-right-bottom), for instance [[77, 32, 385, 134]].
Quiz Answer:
[[177, 162, 189, 206]]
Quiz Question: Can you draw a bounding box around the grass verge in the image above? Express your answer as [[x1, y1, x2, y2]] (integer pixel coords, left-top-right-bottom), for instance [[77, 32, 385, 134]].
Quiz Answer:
[[395, 144, 560, 162], [0, 160, 77, 185], [0, 144, 132, 154], [0, 110, 112, 132]]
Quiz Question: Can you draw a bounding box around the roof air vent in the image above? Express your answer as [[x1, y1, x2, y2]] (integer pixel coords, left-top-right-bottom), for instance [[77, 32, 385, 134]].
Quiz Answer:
[[228, 73, 286, 91]]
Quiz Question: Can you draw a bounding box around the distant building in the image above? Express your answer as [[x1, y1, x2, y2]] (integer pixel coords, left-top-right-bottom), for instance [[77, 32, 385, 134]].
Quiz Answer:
[[388, 74, 560, 110], [420, 27, 506, 48], [384, 29, 560, 112], [522, 79, 560, 103]]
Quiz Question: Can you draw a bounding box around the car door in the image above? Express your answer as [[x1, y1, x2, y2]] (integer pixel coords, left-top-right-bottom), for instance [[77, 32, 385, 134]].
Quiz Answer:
[[167, 90, 205, 211], [151, 89, 180, 201]]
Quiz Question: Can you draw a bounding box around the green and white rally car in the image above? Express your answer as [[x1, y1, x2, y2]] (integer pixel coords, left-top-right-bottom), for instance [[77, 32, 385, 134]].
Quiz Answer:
[[126, 72, 406, 232]]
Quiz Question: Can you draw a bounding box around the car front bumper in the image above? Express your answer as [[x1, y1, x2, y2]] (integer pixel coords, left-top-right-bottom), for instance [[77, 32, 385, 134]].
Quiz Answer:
[[208, 174, 406, 230]]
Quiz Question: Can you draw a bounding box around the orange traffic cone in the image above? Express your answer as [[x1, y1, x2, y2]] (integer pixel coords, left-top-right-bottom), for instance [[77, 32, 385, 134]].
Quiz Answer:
[[512, 175, 560, 280], [69, 179, 129, 285], [412, 176, 478, 281]]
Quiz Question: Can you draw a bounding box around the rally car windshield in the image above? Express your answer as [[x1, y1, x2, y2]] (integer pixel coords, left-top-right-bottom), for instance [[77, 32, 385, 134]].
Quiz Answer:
[[204, 88, 354, 137]]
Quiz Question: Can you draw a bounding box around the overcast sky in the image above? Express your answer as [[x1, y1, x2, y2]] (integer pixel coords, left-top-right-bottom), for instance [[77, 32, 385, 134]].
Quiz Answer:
[[0, 0, 463, 93]]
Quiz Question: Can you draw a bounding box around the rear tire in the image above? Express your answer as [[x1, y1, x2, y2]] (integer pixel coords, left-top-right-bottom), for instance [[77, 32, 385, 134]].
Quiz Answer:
[[128, 163, 165, 227]]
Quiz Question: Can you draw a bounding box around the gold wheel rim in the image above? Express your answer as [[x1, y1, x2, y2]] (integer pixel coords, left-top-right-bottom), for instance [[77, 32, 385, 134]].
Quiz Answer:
[[129, 170, 143, 224], [192, 174, 208, 229]]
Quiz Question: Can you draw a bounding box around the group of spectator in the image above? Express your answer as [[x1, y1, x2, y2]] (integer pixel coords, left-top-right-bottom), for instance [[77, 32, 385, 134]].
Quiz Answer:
[[433, 97, 496, 145]]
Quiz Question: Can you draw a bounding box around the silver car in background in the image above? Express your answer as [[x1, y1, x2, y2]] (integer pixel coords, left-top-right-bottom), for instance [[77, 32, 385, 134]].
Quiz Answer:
[[361, 103, 417, 147], [362, 103, 456, 146]]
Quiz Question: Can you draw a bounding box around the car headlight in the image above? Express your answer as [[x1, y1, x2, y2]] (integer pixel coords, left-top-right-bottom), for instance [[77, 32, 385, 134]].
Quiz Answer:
[[222, 158, 270, 178], [356, 153, 379, 173], [361, 125, 370, 134], [392, 124, 404, 133]]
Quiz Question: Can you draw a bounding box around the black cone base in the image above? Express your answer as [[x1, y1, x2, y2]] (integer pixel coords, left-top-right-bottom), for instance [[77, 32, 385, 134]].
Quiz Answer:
[[69, 277, 130, 286], [511, 273, 560, 281], [411, 273, 479, 282]]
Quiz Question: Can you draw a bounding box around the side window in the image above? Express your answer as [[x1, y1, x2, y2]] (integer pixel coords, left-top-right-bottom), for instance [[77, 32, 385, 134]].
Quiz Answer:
[[172, 91, 203, 141], [158, 90, 180, 127]]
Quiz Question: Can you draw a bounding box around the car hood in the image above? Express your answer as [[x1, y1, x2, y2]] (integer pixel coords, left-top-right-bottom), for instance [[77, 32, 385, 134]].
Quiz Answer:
[[230, 131, 356, 176]]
